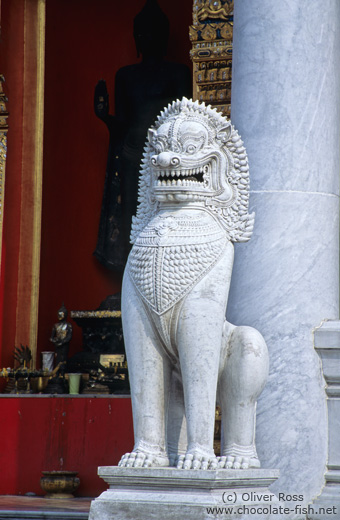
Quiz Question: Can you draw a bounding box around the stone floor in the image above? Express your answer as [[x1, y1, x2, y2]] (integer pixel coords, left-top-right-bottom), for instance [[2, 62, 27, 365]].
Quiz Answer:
[[0, 496, 91, 519]]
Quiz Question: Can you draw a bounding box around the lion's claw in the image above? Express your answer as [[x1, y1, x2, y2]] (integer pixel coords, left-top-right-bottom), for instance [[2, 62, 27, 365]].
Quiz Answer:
[[177, 450, 217, 470]]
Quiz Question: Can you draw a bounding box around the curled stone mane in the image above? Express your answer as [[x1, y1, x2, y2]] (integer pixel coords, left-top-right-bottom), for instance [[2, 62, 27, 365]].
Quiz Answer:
[[130, 97, 254, 244]]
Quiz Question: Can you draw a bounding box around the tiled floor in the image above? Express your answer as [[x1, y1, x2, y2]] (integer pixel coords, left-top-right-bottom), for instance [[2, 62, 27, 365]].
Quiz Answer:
[[0, 495, 91, 519]]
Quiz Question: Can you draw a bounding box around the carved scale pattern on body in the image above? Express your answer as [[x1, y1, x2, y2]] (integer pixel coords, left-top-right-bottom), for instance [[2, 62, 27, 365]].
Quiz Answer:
[[129, 237, 227, 315]]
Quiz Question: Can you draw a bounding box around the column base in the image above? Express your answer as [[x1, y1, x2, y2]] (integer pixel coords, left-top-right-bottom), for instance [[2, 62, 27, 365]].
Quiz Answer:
[[89, 466, 280, 520], [308, 470, 340, 520]]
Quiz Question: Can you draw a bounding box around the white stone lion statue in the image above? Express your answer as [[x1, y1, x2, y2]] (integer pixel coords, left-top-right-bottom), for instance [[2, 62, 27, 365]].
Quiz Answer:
[[119, 97, 268, 470]]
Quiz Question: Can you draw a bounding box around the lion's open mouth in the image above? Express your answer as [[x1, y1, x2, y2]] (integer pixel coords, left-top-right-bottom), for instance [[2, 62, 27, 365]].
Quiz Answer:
[[154, 164, 210, 188]]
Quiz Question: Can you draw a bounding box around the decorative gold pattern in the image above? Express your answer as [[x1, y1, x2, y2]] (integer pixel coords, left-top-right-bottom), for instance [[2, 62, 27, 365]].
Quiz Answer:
[[70, 310, 121, 319], [99, 354, 125, 368], [0, 76, 9, 268], [190, 0, 233, 117], [197, 0, 233, 21]]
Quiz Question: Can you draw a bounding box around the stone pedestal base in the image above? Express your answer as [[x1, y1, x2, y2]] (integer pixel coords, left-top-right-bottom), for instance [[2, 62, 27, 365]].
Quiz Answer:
[[89, 467, 279, 520]]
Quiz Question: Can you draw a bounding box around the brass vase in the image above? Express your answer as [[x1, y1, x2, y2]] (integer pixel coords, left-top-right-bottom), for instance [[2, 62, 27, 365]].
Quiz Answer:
[[40, 471, 80, 498]]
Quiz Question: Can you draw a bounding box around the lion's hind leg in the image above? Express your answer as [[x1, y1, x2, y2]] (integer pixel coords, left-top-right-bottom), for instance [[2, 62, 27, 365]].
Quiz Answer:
[[218, 324, 268, 469]]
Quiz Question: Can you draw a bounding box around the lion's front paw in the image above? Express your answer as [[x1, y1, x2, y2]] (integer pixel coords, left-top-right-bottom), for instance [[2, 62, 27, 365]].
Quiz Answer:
[[218, 444, 261, 469], [176, 448, 217, 470], [217, 455, 253, 469], [118, 450, 169, 468], [118, 452, 150, 468]]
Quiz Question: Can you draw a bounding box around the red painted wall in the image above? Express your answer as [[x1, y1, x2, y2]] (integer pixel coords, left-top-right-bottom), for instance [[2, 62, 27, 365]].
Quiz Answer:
[[0, 397, 133, 496], [38, 0, 192, 363]]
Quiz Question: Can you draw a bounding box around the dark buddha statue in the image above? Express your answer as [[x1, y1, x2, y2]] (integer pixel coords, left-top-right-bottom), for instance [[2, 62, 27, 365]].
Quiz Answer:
[[50, 303, 72, 371], [94, 0, 192, 270]]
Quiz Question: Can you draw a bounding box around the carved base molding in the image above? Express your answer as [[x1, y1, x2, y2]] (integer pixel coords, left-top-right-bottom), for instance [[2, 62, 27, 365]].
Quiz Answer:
[[309, 321, 340, 519], [89, 466, 279, 520]]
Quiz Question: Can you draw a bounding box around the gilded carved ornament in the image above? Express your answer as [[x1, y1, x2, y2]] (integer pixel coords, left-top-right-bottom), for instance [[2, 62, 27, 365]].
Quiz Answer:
[[197, 0, 233, 21], [190, 0, 233, 117]]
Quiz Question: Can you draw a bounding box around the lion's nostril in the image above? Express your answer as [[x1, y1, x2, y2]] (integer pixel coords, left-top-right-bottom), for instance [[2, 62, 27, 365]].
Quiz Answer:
[[153, 152, 181, 168], [171, 157, 180, 167]]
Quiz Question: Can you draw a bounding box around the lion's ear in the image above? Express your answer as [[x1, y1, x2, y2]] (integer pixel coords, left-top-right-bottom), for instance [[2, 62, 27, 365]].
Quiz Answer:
[[148, 128, 157, 144], [216, 124, 231, 144]]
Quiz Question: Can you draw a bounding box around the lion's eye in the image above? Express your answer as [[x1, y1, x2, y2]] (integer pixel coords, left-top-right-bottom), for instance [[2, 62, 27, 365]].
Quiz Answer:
[[186, 144, 196, 154]]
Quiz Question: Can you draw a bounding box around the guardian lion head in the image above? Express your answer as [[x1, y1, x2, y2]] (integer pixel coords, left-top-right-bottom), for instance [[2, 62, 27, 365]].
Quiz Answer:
[[130, 97, 254, 243]]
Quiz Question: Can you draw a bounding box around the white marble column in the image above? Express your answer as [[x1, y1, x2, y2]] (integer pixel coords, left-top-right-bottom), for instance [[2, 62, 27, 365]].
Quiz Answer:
[[228, 0, 340, 503]]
